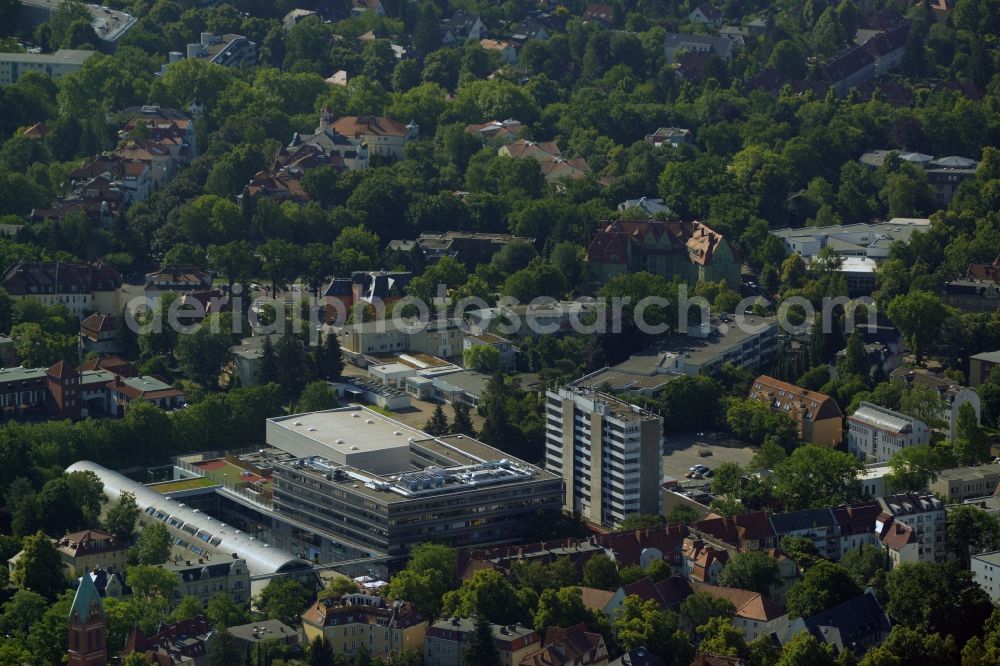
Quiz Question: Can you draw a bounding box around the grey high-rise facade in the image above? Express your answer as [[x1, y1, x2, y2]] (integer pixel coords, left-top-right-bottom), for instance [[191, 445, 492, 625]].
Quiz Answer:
[[544, 386, 663, 528]]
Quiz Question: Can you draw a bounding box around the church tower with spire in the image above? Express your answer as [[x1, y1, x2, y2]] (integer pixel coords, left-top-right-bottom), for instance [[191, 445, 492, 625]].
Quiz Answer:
[[67, 571, 107, 666]]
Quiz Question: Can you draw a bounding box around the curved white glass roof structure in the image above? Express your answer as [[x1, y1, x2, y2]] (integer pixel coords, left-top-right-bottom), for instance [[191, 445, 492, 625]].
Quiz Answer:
[[66, 460, 313, 578]]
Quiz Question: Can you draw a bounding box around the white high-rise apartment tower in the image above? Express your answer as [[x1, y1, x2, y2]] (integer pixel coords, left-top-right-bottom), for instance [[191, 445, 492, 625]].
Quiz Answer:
[[545, 386, 663, 528]]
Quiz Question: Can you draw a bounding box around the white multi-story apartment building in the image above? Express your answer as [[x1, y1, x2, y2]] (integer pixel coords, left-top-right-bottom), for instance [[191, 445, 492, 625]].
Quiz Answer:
[[877, 492, 946, 564], [848, 401, 930, 463], [544, 386, 662, 528], [0, 49, 95, 86], [186, 32, 257, 68], [972, 551, 1000, 604]]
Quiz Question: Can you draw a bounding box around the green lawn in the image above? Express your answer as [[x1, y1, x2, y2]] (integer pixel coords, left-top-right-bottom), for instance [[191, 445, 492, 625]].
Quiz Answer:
[[150, 477, 218, 493]]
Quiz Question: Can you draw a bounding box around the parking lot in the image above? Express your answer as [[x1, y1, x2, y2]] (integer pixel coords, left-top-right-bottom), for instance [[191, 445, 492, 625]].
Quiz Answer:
[[662, 432, 757, 487]]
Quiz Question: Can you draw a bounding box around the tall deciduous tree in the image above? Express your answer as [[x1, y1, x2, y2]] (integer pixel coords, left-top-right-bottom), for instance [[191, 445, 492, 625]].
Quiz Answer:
[[135, 521, 172, 565], [785, 561, 861, 618], [11, 532, 65, 600], [947, 504, 1000, 565], [614, 596, 693, 666], [886, 291, 951, 362], [103, 490, 140, 542], [582, 555, 620, 591], [451, 401, 475, 436], [717, 551, 782, 598], [954, 401, 989, 465], [255, 578, 312, 627]]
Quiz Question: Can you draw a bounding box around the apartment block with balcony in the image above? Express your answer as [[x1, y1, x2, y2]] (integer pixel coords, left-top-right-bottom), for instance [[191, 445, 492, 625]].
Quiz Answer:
[[876, 492, 946, 564], [544, 386, 663, 528]]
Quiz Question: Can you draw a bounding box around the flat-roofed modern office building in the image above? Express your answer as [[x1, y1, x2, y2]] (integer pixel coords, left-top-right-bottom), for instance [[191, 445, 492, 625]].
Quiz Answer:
[[266, 408, 563, 563]]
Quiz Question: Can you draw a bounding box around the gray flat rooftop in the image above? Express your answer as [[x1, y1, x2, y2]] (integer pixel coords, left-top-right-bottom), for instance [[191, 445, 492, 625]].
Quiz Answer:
[[431, 370, 490, 397], [613, 315, 777, 372], [0, 49, 95, 64], [770, 219, 930, 238], [268, 407, 425, 457], [226, 619, 297, 643], [936, 463, 1000, 481], [571, 367, 682, 392], [274, 432, 557, 505], [972, 351, 1000, 364], [973, 550, 1000, 567], [0, 366, 47, 381]]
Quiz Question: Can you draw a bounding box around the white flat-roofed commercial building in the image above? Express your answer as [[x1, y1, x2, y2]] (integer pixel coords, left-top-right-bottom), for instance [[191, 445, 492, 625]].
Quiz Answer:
[[266, 408, 426, 475], [267, 408, 562, 562], [341, 317, 466, 360], [848, 401, 929, 463], [972, 551, 1000, 603], [771, 218, 930, 260], [0, 49, 95, 85], [544, 386, 663, 528]]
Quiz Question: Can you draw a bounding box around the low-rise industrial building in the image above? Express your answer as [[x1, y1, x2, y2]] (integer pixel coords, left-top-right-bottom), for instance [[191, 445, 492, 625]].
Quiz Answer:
[[770, 218, 930, 261]]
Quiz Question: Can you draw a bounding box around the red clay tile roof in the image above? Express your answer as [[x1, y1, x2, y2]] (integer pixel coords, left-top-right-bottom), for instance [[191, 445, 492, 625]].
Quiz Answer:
[[583, 3, 614, 23], [80, 313, 116, 340], [577, 586, 615, 611], [832, 502, 882, 536], [46, 361, 79, 380], [967, 256, 1000, 282], [690, 581, 786, 621], [597, 523, 687, 566], [587, 219, 730, 268], [878, 518, 916, 550], [77, 356, 136, 377], [521, 623, 606, 666], [692, 511, 776, 549], [329, 115, 409, 138], [749, 375, 843, 421]]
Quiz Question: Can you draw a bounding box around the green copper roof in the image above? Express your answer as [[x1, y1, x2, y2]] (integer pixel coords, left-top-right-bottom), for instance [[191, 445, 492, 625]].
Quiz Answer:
[[69, 570, 103, 622]]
